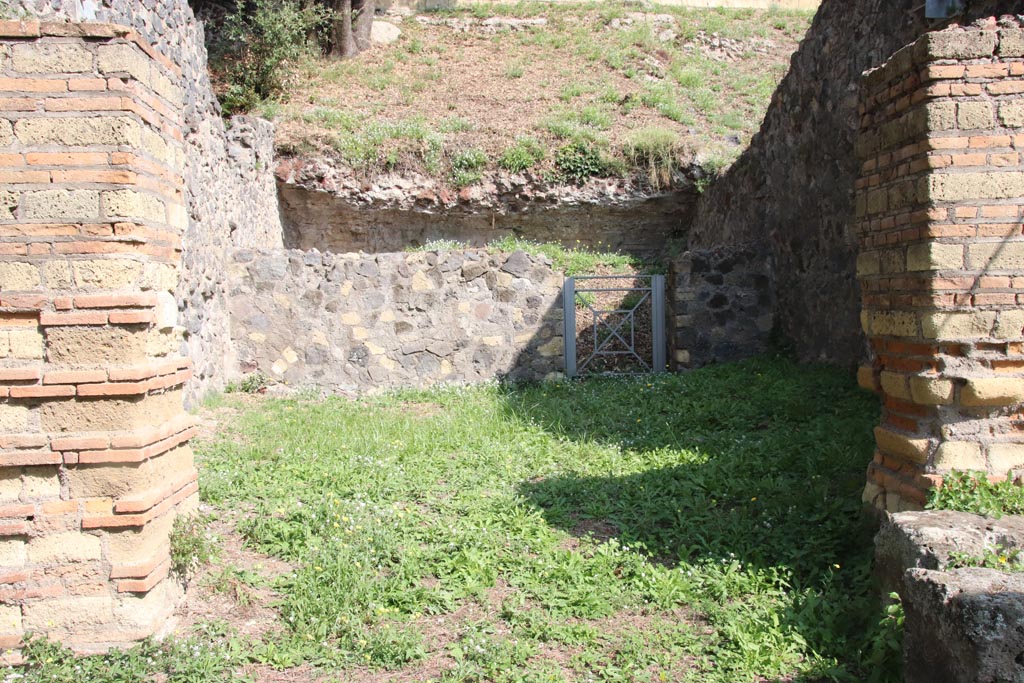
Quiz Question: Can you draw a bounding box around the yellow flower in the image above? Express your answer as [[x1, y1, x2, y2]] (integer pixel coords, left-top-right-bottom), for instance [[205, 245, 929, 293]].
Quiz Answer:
[[1000, 556, 1009, 564]]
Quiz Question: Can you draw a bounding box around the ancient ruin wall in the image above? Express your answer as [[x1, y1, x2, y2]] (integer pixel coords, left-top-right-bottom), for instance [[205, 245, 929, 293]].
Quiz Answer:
[[669, 243, 774, 368], [13, 0, 283, 403], [0, 23, 197, 654], [857, 25, 1024, 512], [228, 249, 565, 391], [276, 159, 694, 257], [689, 0, 1019, 365]]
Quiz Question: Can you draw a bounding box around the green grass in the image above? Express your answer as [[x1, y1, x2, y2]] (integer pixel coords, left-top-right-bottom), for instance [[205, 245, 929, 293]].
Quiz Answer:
[[15, 357, 900, 682], [486, 235, 640, 275]]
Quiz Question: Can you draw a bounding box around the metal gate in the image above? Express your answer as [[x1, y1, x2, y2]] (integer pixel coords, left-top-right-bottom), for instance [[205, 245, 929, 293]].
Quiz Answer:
[[563, 274, 666, 377]]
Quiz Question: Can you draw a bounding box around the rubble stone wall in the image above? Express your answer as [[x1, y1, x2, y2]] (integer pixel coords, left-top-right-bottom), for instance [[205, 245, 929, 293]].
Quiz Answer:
[[856, 24, 1024, 512], [669, 242, 774, 368], [227, 249, 565, 391], [0, 23, 198, 656]]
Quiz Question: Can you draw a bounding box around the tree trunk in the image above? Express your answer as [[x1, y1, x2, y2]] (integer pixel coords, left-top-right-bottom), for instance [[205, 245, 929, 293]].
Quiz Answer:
[[330, 0, 358, 58], [353, 0, 375, 53]]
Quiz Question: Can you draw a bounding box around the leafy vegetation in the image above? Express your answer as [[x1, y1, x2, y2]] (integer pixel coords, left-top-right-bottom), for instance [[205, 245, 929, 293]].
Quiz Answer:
[[498, 136, 546, 173], [225, 372, 269, 394], [242, 2, 812, 186], [554, 141, 609, 184], [13, 356, 896, 682], [486, 235, 640, 275], [169, 513, 219, 578], [450, 147, 489, 187], [949, 543, 1024, 572], [216, 0, 327, 114], [927, 470, 1024, 518]]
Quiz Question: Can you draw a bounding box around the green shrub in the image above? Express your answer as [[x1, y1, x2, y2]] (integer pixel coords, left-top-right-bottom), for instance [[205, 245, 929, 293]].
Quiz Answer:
[[218, 0, 326, 114], [927, 470, 1024, 517], [498, 136, 545, 173], [450, 148, 489, 187], [555, 142, 606, 183], [623, 127, 686, 189], [169, 514, 218, 578], [225, 372, 268, 394]]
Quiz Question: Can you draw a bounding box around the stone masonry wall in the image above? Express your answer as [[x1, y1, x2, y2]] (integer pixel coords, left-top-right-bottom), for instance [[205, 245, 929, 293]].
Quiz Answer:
[[688, 0, 1019, 366], [227, 249, 565, 391], [0, 23, 198, 655], [12, 0, 283, 403], [669, 242, 774, 368], [856, 23, 1024, 512]]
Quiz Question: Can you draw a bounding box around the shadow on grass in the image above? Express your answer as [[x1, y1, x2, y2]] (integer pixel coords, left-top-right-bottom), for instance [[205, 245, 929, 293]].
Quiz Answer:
[[498, 355, 895, 680]]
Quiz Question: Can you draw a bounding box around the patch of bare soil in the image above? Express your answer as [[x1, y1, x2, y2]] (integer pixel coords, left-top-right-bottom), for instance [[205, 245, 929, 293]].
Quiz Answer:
[[174, 512, 294, 642], [264, 6, 812, 181]]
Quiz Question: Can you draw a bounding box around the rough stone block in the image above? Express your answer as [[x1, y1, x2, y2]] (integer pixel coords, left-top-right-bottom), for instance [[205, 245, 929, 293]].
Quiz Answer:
[[23, 595, 113, 631], [856, 251, 881, 276], [934, 441, 985, 471], [22, 466, 60, 499], [23, 189, 99, 220], [12, 42, 92, 73], [15, 116, 140, 147], [929, 172, 1024, 202], [1000, 29, 1024, 58], [0, 538, 26, 567], [957, 101, 993, 130], [71, 259, 143, 290], [910, 376, 954, 405], [45, 326, 147, 364], [961, 377, 1024, 406], [881, 371, 911, 400], [919, 30, 997, 60], [0, 119, 12, 146], [0, 261, 40, 290], [925, 101, 957, 131], [0, 605, 21, 636], [107, 511, 173, 567], [920, 311, 996, 339], [96, 43, 149, 83], [103, 189, 166, 223], [27, 530, 102, 563], [995, 310, 1024, 339], [906, 242, 963, 271], [0, 469, 20, 502], [40, 390, 181, 433], [969, 242, 1024, 271], [875, 426, 931, 464], [989, 443, 1024, 473], [874, 510, 989, 596], [1000, 101, 1024, 128], [870, 310, 918, 337], [8, 328, 43, 359], [43, 260, 73, 289], [903, 567, 1024, 683]]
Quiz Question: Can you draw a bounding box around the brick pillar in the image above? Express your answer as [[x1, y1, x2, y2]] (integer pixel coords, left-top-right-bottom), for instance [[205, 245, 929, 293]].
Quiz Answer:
[[856, 23, 1024, 513], [0, 21, 196, 655]]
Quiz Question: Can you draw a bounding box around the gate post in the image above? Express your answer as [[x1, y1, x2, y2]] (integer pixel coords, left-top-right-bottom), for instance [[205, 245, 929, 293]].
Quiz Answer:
[[652, 274, 666, 373], [563, 277, 576, 378]]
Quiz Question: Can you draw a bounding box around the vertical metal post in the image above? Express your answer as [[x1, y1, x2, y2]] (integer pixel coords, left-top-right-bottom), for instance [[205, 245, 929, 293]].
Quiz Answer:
[[651, 274, 666, 373], [563, 277, 576, 378]]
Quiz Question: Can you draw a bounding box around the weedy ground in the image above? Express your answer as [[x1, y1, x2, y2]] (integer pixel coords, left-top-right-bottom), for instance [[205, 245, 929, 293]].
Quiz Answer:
[[10, 356, 903, 682], [258, 2, 812, 183]]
